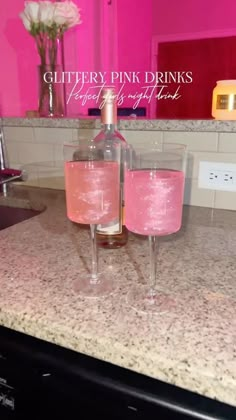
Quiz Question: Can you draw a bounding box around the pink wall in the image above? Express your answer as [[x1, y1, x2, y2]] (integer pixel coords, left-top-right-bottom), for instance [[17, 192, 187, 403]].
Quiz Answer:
[[65, 0, 153, 116], [153, 0, 236, 36], [0, 0, 91, 117], [116, 0, 153, 113], [3, 1, 236, 117], [0, 0, 39, 116], [64, 0, 102, 116], [1, 0, 153, 117]]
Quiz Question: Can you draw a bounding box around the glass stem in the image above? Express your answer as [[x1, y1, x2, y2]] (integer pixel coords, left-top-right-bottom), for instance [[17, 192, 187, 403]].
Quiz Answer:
[[90, 224, 98, 282], [149, 235, 157, 297]]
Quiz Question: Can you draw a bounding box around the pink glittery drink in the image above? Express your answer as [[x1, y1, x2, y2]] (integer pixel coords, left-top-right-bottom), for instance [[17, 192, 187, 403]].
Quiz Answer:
[[65, 160, 119, 225], [64, 139, 120, 298], [125, 169, 184, 236], [124, 143, 186, 314]]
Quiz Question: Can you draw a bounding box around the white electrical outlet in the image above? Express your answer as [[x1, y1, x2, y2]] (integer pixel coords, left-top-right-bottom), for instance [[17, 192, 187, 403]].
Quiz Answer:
[[198, 161, 236, 191]]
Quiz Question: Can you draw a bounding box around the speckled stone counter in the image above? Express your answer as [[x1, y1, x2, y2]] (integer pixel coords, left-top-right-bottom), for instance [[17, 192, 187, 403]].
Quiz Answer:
[[2, 116, 236, 131], [0, 185, 236, 407]]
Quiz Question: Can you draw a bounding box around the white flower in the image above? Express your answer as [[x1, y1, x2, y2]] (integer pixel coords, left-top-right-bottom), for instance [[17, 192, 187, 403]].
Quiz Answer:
[[53, 1, 81, 28], [38, 1, 55, 26], [19, 11, 31, 31], [20, 1, 40, 31]]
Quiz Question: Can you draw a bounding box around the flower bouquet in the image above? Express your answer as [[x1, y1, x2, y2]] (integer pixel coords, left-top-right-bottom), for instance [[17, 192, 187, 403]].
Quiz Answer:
[[20, 1, 81, 117]]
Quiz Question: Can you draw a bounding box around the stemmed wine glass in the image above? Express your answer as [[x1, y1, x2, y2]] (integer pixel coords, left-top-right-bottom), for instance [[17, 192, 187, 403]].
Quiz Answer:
[[64, 139, 120, 297], [124, 142, 186, 313]]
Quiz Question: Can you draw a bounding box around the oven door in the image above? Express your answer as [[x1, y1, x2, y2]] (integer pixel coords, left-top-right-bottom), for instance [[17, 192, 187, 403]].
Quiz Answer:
[[0, 354, 40, 420], [37, 358, 236, 420], [0, 325, 236, 420]]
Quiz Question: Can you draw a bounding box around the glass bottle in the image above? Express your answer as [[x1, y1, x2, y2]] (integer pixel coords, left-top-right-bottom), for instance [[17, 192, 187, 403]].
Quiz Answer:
[[94, 87, 128, 248]]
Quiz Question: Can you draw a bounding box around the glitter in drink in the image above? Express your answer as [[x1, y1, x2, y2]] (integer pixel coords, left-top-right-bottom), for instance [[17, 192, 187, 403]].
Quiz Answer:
[[125, 169, 185, 236], [65, 161, 119, 225]]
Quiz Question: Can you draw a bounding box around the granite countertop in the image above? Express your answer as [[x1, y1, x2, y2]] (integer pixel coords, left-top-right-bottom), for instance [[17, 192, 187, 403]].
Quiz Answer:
[[0, 186, 236, 407], [2, 116, 236, 132]]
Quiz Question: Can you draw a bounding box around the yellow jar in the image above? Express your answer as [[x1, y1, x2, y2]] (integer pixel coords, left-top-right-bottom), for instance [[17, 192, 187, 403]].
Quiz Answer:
[[212, 80, 236, 120]]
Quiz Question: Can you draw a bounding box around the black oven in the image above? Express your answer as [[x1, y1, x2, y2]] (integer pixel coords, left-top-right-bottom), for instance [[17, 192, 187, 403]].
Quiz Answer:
[[0, 325, 235, 419]]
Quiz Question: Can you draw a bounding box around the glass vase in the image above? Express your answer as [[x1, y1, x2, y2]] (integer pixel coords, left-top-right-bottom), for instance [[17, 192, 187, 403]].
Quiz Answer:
[[38, 64, 65, 118]]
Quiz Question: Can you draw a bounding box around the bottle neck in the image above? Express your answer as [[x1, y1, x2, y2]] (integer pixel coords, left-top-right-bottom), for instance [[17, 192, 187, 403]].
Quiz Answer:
[[101, 123, 117, 133], [101, 98, 117, 126]]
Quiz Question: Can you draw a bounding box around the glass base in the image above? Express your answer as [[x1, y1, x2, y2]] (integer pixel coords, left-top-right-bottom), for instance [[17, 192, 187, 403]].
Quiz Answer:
[[73, 273, 116, 298], [126, 285, 175, 314]]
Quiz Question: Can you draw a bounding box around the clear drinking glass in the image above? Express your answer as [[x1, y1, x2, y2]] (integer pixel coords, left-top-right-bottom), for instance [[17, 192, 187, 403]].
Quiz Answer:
[[124, 143, 187, 313], [64, 139, 120, 297]]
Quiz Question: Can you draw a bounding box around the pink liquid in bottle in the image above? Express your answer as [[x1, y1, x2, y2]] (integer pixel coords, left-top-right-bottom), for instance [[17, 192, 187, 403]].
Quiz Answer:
[[125, 169, 185, 236], [65, 161, 119, 225]]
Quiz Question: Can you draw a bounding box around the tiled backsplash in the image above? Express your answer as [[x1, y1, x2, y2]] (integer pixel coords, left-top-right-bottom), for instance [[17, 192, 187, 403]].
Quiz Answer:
[[2, 124, 236, 210]]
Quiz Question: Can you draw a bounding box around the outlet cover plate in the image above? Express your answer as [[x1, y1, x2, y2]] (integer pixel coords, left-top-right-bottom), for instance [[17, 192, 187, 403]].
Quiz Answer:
[[198, 161, 236, 191]]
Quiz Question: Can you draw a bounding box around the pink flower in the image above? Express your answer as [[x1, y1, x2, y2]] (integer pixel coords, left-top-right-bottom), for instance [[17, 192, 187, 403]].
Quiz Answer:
[[54, 1, 81, 28]]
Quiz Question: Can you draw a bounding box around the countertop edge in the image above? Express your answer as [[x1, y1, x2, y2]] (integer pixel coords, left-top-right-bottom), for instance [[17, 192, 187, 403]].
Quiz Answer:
[[2, 117, 236, 132], [1, 312, 236, 409]]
